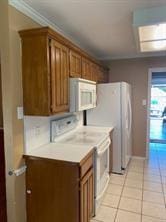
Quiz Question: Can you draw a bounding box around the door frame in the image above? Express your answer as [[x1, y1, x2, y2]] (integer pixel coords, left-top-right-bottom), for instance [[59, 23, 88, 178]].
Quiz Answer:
[[146, 67, 166, 159]]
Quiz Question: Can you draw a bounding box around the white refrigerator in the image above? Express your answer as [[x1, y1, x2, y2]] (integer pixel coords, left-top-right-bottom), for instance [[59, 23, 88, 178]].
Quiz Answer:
[[87, 82, 132, 174]]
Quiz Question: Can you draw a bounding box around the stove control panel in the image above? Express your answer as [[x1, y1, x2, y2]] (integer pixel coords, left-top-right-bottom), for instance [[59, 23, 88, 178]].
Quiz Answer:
[[51, 115, 78, 141]]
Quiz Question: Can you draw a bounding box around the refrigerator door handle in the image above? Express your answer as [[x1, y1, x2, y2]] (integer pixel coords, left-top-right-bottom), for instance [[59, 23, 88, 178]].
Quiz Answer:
[[128, 95, 132, 136]]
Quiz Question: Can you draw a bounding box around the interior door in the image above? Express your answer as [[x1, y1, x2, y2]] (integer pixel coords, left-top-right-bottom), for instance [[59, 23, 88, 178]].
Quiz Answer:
[[0, 129, 7, 222], [121, 83, 132, 169]]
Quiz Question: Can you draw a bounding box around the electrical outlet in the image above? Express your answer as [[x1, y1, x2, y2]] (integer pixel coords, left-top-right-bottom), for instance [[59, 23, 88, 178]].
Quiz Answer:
[[142, 99, 146, 106], [34, 126, 41, 136]]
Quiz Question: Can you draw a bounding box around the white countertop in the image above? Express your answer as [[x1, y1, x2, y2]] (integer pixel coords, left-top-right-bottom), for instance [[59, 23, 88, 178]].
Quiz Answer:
[[24, 125, 114, 163], [79, 125, 114, 134], [24, 142, 94, 163]]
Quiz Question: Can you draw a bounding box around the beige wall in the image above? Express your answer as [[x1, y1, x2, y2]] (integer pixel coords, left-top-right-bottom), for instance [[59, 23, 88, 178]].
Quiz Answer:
[[0, 66, 3, 127], [108, 56, 166, 157], [0, 2, 40, 222]]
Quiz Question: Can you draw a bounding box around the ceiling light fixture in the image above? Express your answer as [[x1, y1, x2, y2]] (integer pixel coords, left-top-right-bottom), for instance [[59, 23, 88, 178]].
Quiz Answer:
[[133, 6, 166, 52], [138, 23, 166, 51]]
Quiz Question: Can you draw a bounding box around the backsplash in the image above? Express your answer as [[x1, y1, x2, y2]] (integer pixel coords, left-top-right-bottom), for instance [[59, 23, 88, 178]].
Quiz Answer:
[[23, 112, 83, 153]]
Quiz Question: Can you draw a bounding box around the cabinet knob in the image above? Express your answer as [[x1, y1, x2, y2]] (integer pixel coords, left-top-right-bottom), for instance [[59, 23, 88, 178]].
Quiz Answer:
[[27, 190, 32, 194]]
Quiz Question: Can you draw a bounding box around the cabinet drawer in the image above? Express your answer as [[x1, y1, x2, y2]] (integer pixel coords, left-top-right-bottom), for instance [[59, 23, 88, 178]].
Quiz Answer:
[[80, 154, 93, 178]]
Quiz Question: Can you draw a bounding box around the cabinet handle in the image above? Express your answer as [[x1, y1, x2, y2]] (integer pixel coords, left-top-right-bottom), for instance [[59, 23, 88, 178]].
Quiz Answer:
[[27, 190, 32, 194]]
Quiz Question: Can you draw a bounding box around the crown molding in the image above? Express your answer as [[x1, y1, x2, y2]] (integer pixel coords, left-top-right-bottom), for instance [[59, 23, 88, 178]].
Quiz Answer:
[[8, 1, 166, 62], [9, 0, 96, 58], [9, 0, 64, 33], [98, 51, 166, 61]]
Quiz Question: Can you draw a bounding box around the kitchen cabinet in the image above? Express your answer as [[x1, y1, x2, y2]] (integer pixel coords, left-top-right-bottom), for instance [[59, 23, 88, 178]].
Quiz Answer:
[[97, 67, 108, 83], [19, 27, 109, 116], [82, 57, 92, 80], [19, 28, 69, 116], [50, 40, 69, 113], [24, 150, 94, 222], [91, 64, 108, 83], [91, 63, 98, 82], [69, 50, 82, 77], [80, 168, 94, 222]]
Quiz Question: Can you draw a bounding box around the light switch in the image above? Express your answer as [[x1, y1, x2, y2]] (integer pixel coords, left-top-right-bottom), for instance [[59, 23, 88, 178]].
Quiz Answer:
[[17, 107, 24, 119], [142, 99, 146, 106]]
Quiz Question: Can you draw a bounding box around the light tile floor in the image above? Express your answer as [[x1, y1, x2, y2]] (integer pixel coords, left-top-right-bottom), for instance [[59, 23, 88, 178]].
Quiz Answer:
[[91, 143, 166, 222]]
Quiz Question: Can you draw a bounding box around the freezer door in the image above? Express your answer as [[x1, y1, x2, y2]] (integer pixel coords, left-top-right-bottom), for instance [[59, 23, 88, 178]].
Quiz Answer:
[[87, 83, 122, 174], [121, 83, 132, 169]]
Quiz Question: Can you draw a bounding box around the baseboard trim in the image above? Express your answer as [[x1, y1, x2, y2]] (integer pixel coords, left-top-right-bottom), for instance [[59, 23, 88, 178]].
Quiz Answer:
[[132, 156, 146, 160]]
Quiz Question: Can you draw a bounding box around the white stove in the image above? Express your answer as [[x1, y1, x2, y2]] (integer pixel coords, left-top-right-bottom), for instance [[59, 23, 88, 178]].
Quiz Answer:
[[54, 130, 108, 146], [51, 115, 112, 214]]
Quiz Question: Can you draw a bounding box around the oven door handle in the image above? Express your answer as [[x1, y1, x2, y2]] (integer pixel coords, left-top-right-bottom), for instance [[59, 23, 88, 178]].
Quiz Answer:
[[96, 174, 110, 201], [97, 141, 111, 156]]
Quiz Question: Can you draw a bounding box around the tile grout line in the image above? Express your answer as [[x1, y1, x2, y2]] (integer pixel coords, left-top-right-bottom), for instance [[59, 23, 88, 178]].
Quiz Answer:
[[113, 159, 144, 221], [113, 169, 128, 222], [94, 150, 166, 222], [156, 144, 166, 209], [98, 172, 126, 222], [141, 157, 145, 222]]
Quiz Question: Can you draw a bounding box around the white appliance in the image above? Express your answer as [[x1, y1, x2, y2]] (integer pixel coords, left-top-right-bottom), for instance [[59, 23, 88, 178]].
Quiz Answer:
[[70, 78, 96, 112], [51, 115, 111, 214], [87, 82, 132, 174]]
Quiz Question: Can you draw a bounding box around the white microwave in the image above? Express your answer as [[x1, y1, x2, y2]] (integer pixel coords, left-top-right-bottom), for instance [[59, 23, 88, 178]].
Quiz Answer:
[[70, 78, 97, 112]]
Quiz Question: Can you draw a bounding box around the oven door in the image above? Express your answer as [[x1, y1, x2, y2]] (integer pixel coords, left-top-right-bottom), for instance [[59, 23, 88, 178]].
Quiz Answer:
[[78, 82, 96, 111], [95, 138, 110, 211]]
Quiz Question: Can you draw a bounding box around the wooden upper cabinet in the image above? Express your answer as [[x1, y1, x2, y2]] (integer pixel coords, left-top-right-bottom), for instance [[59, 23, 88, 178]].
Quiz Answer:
[[96, 66, 108, 83], [50, 40, 69, 114], [91, 64, 109, 83], [91, 63, 98, 82], [69, 50, 82, 77], [82, 57, 92, 80], [19, 27, 108, 116], [19, 28, 69, 116]]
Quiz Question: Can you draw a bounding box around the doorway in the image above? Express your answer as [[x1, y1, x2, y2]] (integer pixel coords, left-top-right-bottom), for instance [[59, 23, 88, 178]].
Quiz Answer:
[[147, 68, 166, 158], [0, 63, 7, 222]]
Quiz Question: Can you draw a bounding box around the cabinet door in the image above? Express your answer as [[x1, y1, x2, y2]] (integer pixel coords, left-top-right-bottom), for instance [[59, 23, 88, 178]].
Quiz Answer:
[[97, 67, 108, 83], [50, 40, 69, 113], [80, 168, 94, 222], [70, 50, 82, 77], [82, 57, 92, 80], [91, 63, 98, 82], [26, 158, 80, 222]]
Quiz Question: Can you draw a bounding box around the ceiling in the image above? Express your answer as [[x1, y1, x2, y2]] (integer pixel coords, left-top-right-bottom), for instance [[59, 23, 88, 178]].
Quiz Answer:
[[14, 0, 166, 60]]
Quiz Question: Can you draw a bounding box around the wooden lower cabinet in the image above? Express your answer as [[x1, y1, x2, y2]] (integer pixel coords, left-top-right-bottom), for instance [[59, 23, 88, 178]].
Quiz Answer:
[[24, 151, 94, 222], [80, 168, 94, 222]]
